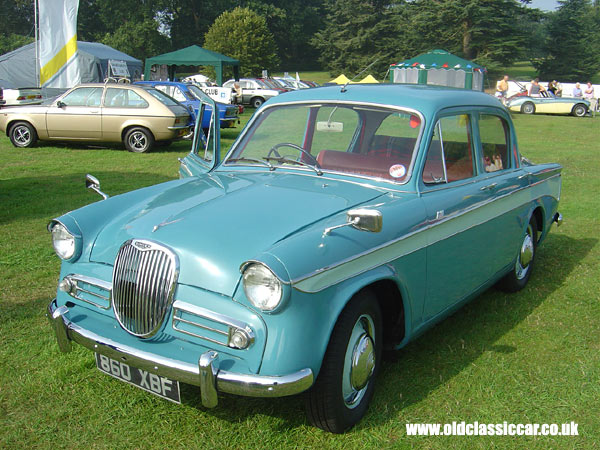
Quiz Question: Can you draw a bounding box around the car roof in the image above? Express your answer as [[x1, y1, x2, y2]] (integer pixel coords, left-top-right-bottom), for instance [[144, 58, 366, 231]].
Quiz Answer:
[[76, 83, 153, 93], [267, 84, 503, 116]]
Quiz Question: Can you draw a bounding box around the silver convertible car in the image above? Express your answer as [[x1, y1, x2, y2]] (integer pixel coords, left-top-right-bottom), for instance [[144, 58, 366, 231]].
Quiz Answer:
[[47, 84, 562, 433]]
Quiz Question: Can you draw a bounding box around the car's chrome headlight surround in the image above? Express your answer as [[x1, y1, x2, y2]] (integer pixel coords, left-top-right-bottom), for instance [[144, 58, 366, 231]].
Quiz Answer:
[[48, 219, 82, 261], [242, 262, 284, 312]]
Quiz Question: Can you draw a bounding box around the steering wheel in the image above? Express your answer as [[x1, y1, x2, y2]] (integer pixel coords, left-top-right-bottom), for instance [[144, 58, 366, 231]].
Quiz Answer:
[[266, 142, 320, 166]]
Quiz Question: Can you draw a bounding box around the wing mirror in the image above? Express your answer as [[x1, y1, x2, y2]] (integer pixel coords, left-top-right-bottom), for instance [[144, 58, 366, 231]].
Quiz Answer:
[[85, 174, 109, 200], [56, 100, 66, 108], [323, 208, 383, 236]]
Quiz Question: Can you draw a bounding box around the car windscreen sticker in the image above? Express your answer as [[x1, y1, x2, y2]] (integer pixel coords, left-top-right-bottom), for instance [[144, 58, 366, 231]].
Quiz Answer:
[[389, 164, 406, 178]]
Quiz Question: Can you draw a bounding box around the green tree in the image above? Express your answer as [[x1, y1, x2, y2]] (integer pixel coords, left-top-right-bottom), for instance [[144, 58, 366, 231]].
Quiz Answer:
[[535, 0, 600, 81], [101, 19, 170, 63], [0, 0, 34, 54], [204, 7, 280, 77], [406, 0, 529, 71], [311, 0, 408, 78]]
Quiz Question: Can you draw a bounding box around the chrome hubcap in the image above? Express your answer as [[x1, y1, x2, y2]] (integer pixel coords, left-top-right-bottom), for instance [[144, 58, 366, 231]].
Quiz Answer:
[[350, 334, 375, 390], [516, 224, 534, 280], [130, 132, 147, 150], [342, 314, 375, 408], [14, 126, 30, 145]]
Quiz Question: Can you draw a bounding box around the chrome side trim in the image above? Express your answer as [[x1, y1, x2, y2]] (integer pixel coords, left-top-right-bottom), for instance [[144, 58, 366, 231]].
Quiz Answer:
[[47, 300, 313, 407], [292, 173, 562, 290]]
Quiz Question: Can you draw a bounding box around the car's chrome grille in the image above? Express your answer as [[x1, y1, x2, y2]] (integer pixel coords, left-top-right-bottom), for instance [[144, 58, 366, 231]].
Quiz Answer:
[[112, 240, 178, 338]]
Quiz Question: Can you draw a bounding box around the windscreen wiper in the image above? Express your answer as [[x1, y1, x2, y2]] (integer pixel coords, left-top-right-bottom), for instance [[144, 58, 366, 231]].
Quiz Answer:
[[264, 156, 323, 176], [227, 157, 275, 170]]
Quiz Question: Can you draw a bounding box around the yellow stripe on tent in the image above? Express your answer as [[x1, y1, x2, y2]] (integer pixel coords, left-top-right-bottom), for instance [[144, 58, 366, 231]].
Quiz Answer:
[[40, 35, 78, 85]]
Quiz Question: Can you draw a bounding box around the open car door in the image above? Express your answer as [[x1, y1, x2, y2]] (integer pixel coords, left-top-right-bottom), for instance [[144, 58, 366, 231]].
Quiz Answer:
[[178, 88, 220, 177]]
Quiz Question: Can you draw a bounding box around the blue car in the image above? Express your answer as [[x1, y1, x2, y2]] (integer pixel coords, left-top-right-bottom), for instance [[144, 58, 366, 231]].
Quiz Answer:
[[47, 85, 562, 433], [135, 81, 239, 130]]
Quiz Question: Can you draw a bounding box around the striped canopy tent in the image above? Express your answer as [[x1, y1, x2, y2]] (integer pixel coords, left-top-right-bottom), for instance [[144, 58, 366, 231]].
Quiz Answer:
[[390, 49, 486, 91]]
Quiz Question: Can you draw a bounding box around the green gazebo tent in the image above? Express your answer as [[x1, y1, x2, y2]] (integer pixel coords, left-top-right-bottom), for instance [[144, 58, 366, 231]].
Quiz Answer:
[[390, 49, 486, 91], [143, 45, 240, 86]]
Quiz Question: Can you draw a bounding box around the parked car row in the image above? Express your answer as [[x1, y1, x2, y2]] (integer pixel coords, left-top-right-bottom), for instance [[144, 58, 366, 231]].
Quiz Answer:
[[46, 83, 562, 433], [223, 77, 320, 108]]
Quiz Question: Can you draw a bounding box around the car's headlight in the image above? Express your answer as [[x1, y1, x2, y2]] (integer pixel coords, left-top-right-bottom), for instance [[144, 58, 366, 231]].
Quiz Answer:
[[242, 263, 283, 311], [51, 222, 76, 260]]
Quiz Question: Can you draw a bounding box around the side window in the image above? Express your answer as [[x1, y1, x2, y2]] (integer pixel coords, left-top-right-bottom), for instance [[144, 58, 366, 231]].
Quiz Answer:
[[104, 88, 149, 108], [479, 114, 510, 172], [172, 87, 187, 102], [61, 87, 103, 107], [423, 114, 474, 184]]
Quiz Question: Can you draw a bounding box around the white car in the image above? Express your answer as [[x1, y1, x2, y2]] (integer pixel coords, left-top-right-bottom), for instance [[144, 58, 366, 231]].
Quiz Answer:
[[0, 80, 43, 106], [223, 78, 280, 108]]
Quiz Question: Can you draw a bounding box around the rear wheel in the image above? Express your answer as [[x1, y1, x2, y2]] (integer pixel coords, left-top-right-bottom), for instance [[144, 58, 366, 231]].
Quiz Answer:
[[305, 290, 382, 433], [572, 103, 587, 117], [497, 216, 537, 292], [9, 121, 37, 148], [251, 97, 264, 109], [521, 102, 535, 114], [124, 127, 154, 153]]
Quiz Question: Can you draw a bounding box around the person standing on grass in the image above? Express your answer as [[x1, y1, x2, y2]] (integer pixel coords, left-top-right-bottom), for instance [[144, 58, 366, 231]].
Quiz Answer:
[[585, 82, 596, 114], [573, 82, 583, 98], [496, 75, 509, 104]]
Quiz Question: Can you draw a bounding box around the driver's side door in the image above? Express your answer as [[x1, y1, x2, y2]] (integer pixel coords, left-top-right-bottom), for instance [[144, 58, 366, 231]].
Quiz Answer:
[[46, 87, 103, 139], [179, 88, 220, 177]]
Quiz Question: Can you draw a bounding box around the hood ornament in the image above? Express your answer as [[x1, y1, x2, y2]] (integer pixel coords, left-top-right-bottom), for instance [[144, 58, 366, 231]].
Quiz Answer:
[[152, 217, 183, 233]]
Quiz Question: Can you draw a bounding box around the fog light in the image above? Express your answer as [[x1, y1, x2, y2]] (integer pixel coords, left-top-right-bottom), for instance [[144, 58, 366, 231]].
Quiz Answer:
[[59, 277, 75, 294], [229, 329, 251, 349]]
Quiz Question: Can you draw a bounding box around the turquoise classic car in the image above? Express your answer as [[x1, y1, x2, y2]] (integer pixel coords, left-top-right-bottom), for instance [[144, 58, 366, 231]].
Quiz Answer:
[[47, 85, 563, 433]]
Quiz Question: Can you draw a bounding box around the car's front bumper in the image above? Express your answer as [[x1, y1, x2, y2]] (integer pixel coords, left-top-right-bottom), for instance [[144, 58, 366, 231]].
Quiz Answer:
[[47, 299, 313, 407]]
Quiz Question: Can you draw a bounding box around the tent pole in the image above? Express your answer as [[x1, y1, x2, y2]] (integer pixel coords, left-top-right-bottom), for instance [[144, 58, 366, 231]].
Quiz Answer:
[[34, 0, 40, 88]]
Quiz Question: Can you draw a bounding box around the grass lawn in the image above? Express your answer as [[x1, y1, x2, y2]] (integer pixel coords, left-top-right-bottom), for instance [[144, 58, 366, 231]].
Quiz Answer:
[[0, 109, 598, 448]]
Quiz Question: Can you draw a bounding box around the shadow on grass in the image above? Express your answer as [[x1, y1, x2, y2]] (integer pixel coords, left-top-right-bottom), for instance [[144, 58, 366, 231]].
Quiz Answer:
[[178, 233, 596, 431], [26, 140, 191, 154], [0, 171, 173, 225]]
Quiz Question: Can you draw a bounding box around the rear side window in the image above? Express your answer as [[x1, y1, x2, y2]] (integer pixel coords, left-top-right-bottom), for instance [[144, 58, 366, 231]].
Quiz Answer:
[[478, 114, 510, 172], [423, 114, 474, 184], [104, 88, 149, 108]]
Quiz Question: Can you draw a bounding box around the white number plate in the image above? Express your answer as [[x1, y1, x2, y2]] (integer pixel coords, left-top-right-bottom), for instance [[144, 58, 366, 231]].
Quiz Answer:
[[95, 353, 181, 403]]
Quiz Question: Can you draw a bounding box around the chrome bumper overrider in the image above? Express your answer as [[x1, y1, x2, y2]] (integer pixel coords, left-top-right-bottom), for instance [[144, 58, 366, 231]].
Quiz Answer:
[[47, 299, 313, 407], [553, 212, 563, 227]]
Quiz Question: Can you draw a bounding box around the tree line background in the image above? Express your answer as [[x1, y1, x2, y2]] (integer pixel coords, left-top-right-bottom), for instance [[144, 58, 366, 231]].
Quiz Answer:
[[1, 0, 600, 83]]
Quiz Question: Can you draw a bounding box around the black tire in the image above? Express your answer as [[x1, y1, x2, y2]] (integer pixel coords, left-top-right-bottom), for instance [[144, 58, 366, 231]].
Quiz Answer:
[[572, 103, 587, 117], [305, 290, 382, 433], [251, 97, 264, 109], [124, 127, 154, 153], [521, 102, 535, 115], [9, 121, 38, 148], [497, 216, 538, 292]]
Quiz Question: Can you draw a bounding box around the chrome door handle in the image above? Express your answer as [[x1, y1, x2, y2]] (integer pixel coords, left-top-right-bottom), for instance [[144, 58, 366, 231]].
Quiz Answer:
[[518, 173, 529, 180], [480, 183, 498, 191]]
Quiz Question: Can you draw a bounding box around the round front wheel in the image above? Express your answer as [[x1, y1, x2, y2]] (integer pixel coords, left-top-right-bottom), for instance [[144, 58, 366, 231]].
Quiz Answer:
[[124, 127, 154, 153], [521, 102, 535, 114], [251, 97, 264, 109], [9, 121, 38, 148], [497, 216, 537, 292], [572, 103, 587, 117], [305, 290, 382, 433]]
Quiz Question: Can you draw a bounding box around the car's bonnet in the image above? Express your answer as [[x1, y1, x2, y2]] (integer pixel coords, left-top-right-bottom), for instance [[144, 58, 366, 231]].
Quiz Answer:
[[89, 171, 385, 296]]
